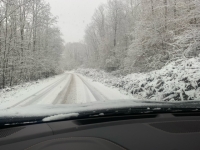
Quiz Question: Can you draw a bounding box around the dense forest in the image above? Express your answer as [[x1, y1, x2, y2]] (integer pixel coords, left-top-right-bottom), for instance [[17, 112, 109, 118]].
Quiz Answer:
[[64, 0, 200, 75], [1, 0, 200, 90], [0, 0, 64, 89]]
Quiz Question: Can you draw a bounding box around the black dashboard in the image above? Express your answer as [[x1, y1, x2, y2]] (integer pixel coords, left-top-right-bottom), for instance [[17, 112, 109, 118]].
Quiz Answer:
[[0, 113, 200, 150]]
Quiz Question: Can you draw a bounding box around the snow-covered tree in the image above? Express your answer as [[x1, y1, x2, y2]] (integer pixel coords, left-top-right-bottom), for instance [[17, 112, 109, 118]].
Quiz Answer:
[[64, 0, 200, 75], [0, 0, 64, 88]]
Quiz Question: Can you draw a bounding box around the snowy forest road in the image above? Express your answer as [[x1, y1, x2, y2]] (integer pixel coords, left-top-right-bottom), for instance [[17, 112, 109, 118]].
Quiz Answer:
[[4, 73, 129, 109]]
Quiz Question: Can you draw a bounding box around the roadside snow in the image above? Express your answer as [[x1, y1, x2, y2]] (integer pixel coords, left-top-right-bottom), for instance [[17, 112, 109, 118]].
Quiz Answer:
[[76, 57, 200, 101]]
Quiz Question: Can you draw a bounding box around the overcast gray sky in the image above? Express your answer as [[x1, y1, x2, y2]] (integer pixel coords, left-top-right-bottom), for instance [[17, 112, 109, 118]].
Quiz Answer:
[[45, 0, 107, 43]]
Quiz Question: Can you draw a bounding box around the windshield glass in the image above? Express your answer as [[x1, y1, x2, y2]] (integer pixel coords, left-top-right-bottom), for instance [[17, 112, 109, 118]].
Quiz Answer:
[[0, 0, 200, 122]]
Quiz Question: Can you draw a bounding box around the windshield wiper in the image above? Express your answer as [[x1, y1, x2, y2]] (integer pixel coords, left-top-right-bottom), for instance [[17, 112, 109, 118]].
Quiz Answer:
[[1, 104, 200, 128]]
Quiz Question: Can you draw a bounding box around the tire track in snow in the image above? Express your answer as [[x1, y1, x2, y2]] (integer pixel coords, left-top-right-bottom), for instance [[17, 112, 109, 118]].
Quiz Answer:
[[52, 74, 72, 104], [7, 74, 69, 108], [60, 74, 77, 104], [8, 73, 108, 108], [76, 74, 108, 101], [58, 74, 100, 104]]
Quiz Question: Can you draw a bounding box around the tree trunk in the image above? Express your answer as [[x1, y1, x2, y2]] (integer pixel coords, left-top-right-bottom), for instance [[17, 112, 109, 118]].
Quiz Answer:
[[164, 0, 168, 30], [150, 0, 154, 15], [2, 2, 8, 88]]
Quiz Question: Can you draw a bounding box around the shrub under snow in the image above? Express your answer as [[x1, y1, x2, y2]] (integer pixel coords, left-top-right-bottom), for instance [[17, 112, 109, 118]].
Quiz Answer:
[[76, 57, 200, 101]]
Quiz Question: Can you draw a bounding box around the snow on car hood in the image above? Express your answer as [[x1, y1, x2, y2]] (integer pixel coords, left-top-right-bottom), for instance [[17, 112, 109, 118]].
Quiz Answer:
[[0, 100, 176, 118], [42, 113, 79, 122]]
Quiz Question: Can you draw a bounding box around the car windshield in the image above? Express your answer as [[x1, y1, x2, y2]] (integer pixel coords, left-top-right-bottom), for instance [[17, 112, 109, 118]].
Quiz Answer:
[[0, 0, 200, 123]]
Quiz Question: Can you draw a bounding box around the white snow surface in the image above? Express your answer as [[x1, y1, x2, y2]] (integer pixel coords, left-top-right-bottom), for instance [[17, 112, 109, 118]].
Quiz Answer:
[[0, 71, 130, 111], [43, 113, 79, 122], [0, 74, 66, 108], [78, 74, 132, 100], [76, 57, 200, 101]]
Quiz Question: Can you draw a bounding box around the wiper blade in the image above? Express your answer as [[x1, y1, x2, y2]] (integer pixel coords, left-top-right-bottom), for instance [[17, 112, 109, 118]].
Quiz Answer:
[[0, 116, 46, 128], [1, 103, 200, 128]]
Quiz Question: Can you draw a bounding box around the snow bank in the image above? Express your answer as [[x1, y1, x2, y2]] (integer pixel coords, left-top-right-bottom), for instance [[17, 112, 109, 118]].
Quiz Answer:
[[76, 58, 200, 101]]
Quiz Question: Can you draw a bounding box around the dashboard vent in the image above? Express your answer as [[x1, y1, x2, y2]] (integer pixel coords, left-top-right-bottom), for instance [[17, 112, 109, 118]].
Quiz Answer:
[[75, 114, 157, 125], [150, 121, 200, 133], [0, 127, 25, 138]]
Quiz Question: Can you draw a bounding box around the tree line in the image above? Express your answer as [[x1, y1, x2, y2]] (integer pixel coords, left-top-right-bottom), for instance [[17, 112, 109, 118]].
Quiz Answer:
[[64, 0, 200, 75], [0, 0, 64, 89]]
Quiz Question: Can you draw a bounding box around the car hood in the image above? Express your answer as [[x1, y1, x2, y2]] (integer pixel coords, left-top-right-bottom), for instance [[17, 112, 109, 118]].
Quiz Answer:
[[1, 100, 200, 118]]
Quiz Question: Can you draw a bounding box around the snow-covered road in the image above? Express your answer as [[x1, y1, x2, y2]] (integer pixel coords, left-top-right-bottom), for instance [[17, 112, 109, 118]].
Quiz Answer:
[[0, 73, 130, 110]]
